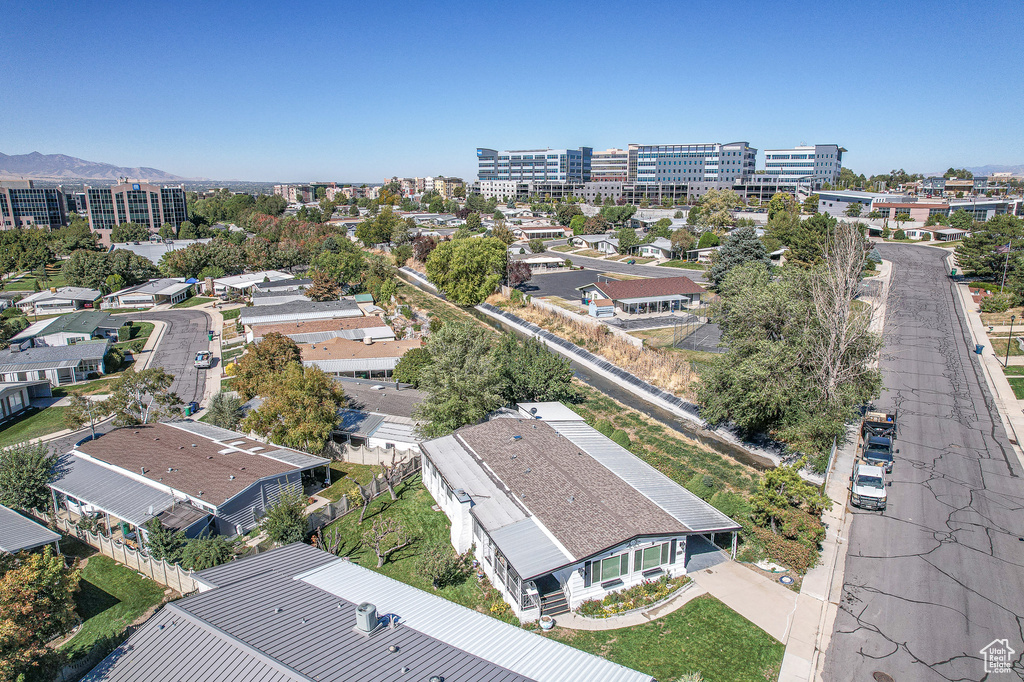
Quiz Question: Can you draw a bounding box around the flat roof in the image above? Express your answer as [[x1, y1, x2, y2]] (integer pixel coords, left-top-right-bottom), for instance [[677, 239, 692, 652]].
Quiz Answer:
[[251, 316, 385, 338], [301, 337, 421, 363], [0, 504, 60, 553], [333, 376, 425, 418], [239, 299, 363, 326], [214, 271, 292, 288], [73, 423, 326, 506]]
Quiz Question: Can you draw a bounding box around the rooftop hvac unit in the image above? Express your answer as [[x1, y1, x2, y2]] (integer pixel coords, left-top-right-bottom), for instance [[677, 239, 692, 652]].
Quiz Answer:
[[355, 602, 377, 633]]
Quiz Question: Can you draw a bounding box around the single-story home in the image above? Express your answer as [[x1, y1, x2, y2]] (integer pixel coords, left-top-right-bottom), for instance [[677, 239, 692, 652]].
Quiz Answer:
[[48, 421, 331, 542], [83, 543, 654, 682], [10, 311, 122, 348], [0, 380, 51, 423], [102, 278, 194, 308], [512, 225, 571, 240], [635, 237, 676, 260], [332, 376, 423, 418], [250, 277, 311, 293], [520, 255, 566, 271], [110, 239, 212, 265], [249, 316, 395, 344], [213, 270, 292, 295], [0, 504, 61, 554], [17, 287, 101, 315], [421, 402, 741, 620], [238, 299, 364, 327], [333, 409, 421, 453], [250, 290, 312, 307], [301, 337, 422, 379], [568, 233, 619, 254], [0, 341, 110, 385], [686, 245, 721, 262], [576, 276, 706, 315]]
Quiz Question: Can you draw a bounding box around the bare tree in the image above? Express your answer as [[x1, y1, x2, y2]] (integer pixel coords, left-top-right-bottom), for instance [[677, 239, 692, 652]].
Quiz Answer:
[[379, 452, 404, 501], [313, 526, 345, 555], [356, 483, 372, 524], [362, 515, 413, 568], [809, 221, 882, 409]]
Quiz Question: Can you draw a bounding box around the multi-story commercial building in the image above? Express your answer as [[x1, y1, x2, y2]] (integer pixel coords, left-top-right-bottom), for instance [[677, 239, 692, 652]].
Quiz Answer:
[[85, 179, 188, 245], [477, 147, 593, 183], [762, 144, 845, 189], [591, 148, 628, 181], [628, 142, 756, 187], [478, 180, 521, 201], [0, 181, 68, 230], [434, 176, 465, 200]]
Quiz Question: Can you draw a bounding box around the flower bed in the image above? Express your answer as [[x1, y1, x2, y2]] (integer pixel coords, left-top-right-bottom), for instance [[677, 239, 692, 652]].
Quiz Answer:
[[576, 574, 690, 618]]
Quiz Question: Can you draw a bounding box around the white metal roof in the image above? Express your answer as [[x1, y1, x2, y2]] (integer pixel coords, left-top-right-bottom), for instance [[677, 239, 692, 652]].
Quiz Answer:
[[0, 504, 60, 552], [49, 454, 174, 528], [517, 402, 586, 421], [214, 271, 292, 290], [303, 357, 400, 373], [298, 559, 653, 682]]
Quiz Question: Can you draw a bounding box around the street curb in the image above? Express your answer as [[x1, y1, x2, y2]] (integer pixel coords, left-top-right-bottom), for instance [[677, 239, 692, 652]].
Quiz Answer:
[[132, 320, 168, 372]]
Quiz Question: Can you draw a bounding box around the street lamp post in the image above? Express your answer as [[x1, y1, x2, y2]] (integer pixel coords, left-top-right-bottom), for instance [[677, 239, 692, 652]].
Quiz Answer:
[[1006, 314, 1017, 367]]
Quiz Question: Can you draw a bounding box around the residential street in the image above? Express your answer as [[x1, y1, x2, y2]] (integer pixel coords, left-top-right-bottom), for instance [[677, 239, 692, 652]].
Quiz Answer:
[[529, 242, 709, 283], [824, 244, 1024, 680]]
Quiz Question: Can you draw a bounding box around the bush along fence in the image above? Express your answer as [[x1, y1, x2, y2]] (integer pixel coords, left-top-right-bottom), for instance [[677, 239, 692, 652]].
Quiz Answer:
[[54, 620, 147, 682], [307, 455, 421, 534], [50, 515, 199, 594]]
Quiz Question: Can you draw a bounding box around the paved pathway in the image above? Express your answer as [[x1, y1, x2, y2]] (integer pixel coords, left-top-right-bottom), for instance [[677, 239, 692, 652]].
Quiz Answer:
[[552, 582, 709, 631], [690, 561, 799, 642]]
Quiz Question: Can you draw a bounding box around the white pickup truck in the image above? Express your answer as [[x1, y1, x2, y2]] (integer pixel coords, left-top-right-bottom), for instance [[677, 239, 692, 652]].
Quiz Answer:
[[850, 463, 889, 511], [194, 351, 213, 369]]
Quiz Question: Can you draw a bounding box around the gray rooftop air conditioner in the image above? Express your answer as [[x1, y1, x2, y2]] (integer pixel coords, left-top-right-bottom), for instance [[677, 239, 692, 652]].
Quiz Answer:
[[355, 602, 377, 633]]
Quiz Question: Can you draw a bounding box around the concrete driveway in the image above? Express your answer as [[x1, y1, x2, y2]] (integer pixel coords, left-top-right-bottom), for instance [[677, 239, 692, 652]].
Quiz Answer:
[[824, 244, 1024, 681], [690, 560, 798, 643]]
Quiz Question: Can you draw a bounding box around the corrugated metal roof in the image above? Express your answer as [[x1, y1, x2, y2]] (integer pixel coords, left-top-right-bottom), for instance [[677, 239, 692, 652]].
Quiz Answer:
[[0, 504, 60, 552], [0, 342, 108, 372], [194, 543, 336, 590], [335, 409, 385, 437], [281, 326, 395, 344], [303, 357, 399, 373], [369, 419, 420, 445], [517, 402, 585, 421], [168, 421, 328, 470], [240, 299, 363, 326], [49, 454, 174, 528], [548, 420, 741, 533], [300, 559, 653, 682], [489, 517, 574, 580]]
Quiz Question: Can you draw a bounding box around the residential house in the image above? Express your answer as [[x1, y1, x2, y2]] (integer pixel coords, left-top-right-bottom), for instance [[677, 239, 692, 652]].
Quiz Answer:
[[635, 237, 676, 260], [301, 337, 422, 379], [249, 317, 395, 344], [520, 255, 566, 271], [250, 290, 312, 307], [10, 311, 122, 348], [83, 543, 654, 682], [568, 233, 618, 254], [102, 278, 195, 308], [576, 276, 706, 314], [238, 299, 364, 328], [420, 403, 740, 620], [213, 270, 292, 295], [48, 421, 331, 542], [686, 246, 721, 262], [0, 504, 61, 554], [0, 341, 110, 385], [250, 277, 311, 294], [0, 380, 51, 423], [110, 239, 212, 265], [512, 225, 570, 241], [333, 410, 421, 454], [17, 287, 101, 314]]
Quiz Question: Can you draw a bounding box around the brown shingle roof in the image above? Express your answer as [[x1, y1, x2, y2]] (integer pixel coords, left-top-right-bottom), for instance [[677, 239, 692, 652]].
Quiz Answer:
[[75, 424, 298, 506], [593, 276, 705, 301], [251, 317, 385, 338], [301, 337, 422, 362], [456, 419, 686, 559]]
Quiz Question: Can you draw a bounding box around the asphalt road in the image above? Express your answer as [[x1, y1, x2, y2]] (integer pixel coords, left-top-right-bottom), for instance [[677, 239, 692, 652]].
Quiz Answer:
[[824, 244, 1024, 681], [521, 241, 709, 283], [47, 309, 213, 454]]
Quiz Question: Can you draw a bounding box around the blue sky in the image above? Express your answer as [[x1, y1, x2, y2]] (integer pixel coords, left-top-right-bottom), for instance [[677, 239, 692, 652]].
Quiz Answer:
[[2, 0, 1022, 182]]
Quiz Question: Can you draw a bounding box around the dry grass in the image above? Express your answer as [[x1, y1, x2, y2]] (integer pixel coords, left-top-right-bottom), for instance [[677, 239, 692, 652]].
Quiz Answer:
[[575, 249, 606, 258], [504, 298, 697, 399], [602, 272, 645, 280], [981, 306, 1024, 325]]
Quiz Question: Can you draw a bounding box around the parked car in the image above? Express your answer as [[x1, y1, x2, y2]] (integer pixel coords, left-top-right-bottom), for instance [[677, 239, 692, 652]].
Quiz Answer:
[[850, 463, 890, 511], [194, 351, 213, 369]]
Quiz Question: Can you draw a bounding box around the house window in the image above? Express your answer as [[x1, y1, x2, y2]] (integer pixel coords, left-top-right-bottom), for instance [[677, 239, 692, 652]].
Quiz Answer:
[[593, 553, 630, 581]]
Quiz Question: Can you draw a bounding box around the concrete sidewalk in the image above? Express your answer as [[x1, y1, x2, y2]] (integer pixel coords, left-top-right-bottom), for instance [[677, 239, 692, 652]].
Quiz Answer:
[[130, 320, 167, 372], [690, 562, 798, 642], [552, 581, 709, 631]]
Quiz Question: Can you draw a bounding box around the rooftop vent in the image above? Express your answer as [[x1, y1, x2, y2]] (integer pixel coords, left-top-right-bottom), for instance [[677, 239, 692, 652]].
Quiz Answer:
[[140, 467, 146, 475], [167, 467, 173, 473], [229, 475, 235, 480], [355, 602, 377, 633], [191, 443, 197, 447]]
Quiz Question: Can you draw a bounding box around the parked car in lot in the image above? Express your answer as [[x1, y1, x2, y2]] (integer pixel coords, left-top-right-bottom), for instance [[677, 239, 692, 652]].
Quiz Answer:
[[850, 463, 890, 511], [194, 351, 213, 369]]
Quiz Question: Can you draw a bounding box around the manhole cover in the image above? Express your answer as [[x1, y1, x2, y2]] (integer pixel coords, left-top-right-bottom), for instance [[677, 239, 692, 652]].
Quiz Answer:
[[873, 672, 895, 682]]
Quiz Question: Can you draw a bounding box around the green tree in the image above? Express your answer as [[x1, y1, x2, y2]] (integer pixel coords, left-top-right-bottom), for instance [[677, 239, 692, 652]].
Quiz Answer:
[[555, 203, 582, 226], [393, 347, 432, 387], [310, 238, 366, 287], [802, 194, 820, 215], [616, 227, 639, 254], [205, 391, 243, 430], [260, 490, 308, 545], [104, 273, 125, 294], [569, 213, 587, 235], [355, 207, 403, 246], [104, 367, 183, 425], [179, 535, 236, 570], [57, 217, 100, 254], [949, 209, 975, 232], [697, 231, 720, 249], [844, 203, 862, 217], [491, 219, 516, 245], [955, 214, 1024, 279], [493, 334, 576, 405], [465, 213, 482, 232], [695, 189, 741, 230], [110, 221, 150, 243], [158, 222, 177, 239], [242, 364, 346, 452], [750, 459, 831, 533], [773, 213, 838, 267], [234, 332, 302, 400], [767, 192, 799, 221], [670, 228, 696, 256], [418, 544, 471, 589], [943, 167, 973, 179], [893, 213, 911, 231], [143, 518, 185, 563], [528, 238, 545, 253], [109, 249, 160, 285], [707, 226, 771, 288], [414, 322, 500, 437], [425, 238, 508, 306], [649, 218, 674, 239], [0, 442, 58, 511], [64, 394, 106, 440], [305, 269, 341, 301]]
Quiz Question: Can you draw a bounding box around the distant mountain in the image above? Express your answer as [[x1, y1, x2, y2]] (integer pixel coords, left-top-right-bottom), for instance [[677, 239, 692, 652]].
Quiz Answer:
[[0, 151, 204, 182], [924, 164, 1024, 177]]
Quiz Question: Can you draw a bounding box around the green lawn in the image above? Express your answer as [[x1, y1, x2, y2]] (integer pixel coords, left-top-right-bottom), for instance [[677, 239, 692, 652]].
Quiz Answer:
[[320, 461, 382, 502], [172, 296, 216, 308], [61, 554, 165, 658], [658, 260, 707, 270], [544, 594, 783, 682], [323, 474, 512, 620], [550, 244, 577, 253], [966, 281, 1001, 294], [397, 281, 495, 332], [104, 307, 151, 314], [52, 374, 123, 397], [1003, 366, 1024, 376], [0, 405, 69, 447], [221, 308, 242, 320], [3, 271, 67, 291], [989, 338, 1023, 357], [632, 257, 657, 264], [1008, 377, 1024, 399]]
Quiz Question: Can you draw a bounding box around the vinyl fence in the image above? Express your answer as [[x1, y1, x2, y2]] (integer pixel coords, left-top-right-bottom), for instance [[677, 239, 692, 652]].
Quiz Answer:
[[322, 440, 417, 466], [307, 455, 421, 533]]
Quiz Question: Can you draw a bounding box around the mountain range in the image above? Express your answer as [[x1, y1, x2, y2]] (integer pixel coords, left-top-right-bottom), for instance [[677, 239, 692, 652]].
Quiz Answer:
[[924, 164, 1024, 177], [0, 151, 204, 182]]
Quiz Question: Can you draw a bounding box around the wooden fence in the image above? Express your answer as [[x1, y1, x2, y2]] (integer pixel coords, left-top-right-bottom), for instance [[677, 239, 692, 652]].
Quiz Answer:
[[51, 516, 199, 594]]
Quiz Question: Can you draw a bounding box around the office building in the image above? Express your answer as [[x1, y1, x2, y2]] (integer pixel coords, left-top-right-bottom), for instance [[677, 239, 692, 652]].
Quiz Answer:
[[628, 141, 756, 186], [591, 148, 629, 181], [477, 147, 593, 183], [434, 175, 465, 199], [0, 181, 68, 230], [763, 144, 845, 188], [85, 179, 188, 245]]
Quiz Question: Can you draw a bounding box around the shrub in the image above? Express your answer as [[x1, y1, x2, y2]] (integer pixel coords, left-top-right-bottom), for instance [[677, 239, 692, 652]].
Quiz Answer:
[[749, 525, 817, 573], [685, 473, 714, 500], [610, 429, 631, 448], [103, 347, 124, 373], [919, 233, 931, 242], [893, 229, 906, 240], [117, 325, 131, 341], [710, 491, 751, 521], [594, 419, 614, 437], [1, 307, 24, 319], [980, 292, 1015, 313], [260, 492, 308, 545], [417, 544, 471, 589]]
